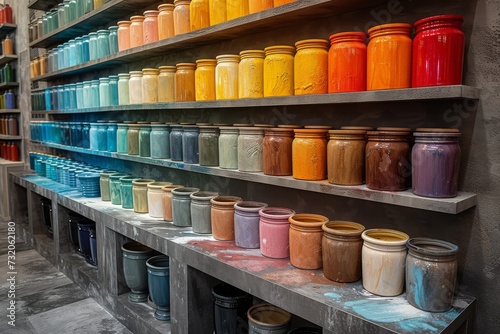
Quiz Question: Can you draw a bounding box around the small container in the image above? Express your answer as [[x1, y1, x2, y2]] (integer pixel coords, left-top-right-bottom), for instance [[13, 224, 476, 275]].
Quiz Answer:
[[190, 191, 219, 233], [264, 45, 295, 97], [170, 124, 184, 161], [99, 170, 115, 201], [198, 126, 220, 166], [117, 20, 131, 51], [121, 176, 140, 209], [239, 50, 265, 98], [210, 196, 243, 240], [118, 73, 130, 105], [362, 228, 409, 296], [219, 126, 239, 169], [259, 207, 295, 259], [195, 59, 217, 101], [142, 68, 159, 103], [226, 0, 248, 20], [143, 10, 159, 44], [127, 123, 141, 155], [289, 214, 328, 270], [106, 121, 118, 152], [172, 187, 200, 226], [175, 63, 196, 102], [159, 66, 176, 102], [148, 182, 173, 218], [158, 4, 175, 40], [294, 39, 329, 95], [150, 123, 171, 159], [292, 129, 327, 180], [162, 185, 183, 222], [248, 304, 291, 334], [139, 123, 152, 157], [322, 221, 365, 282], [209, 0, 226, 25], [173, 0, 191, 35], [130, 15, 145, 48], [216, 55, 240, 100], [133, 179, 155, 213], [110, 173, 129, 205], [234, 201, 268, 249], [117, 122, 131, 153], [238, 127, 264, 172], [129, 71, 143, 104], [327, 130, 366, 185], [263, 128, 293, 176], [213, 283, 252, 334], [182, 125, 200, 164], [190, 0, 210, 31]]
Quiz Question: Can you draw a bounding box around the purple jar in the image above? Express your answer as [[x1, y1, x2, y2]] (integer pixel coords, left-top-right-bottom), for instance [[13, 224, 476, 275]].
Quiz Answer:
[[234, 201, 268, 249]]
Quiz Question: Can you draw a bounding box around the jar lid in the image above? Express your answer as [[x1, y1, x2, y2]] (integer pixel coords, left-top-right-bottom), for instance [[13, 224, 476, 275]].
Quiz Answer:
[[377, 127, 412, 132], [367, 23, 412, 37], [216, 54, 240, 62], [143, 10, 159, 16], [196, 59, 217, 66], [264, 45, 296, 56], [415, 128, 460, 133], [329, 31, 367, 44], [414, 14, 464, 29], [159, 65, 176, 71], [328, 129, 367, 136], [340, 126, 374, 131], [295, 39, 329, 50], [132, 179, 155, 186], [304, 125, 333, 130], [130, 15, 145, 21], [239, 50, 265, 58], [277, 124, 302, 129], [158, 4, 174, 10]]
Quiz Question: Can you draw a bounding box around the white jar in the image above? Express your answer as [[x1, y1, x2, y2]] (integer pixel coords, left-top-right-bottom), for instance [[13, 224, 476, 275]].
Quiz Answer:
[[128, 71, 143, 104], [147, 182, 172, 218]]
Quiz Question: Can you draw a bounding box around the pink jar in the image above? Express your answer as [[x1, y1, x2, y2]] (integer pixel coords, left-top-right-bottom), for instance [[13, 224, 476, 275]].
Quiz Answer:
[[259, 207, 295, 259]]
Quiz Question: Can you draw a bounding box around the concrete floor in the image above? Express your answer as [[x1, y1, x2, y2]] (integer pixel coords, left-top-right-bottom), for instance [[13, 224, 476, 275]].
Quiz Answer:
[[0, 221, 132, 334]]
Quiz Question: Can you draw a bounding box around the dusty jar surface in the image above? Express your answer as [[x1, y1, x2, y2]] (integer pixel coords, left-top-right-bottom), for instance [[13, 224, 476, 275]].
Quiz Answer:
[[117, 20, 131, 51], [158, 4, 175, 40], [175, 63, 196, 102], [239, 50, 265, 98], [292, 129, 328, 180], [143, 10, 159, 44], [238, 127, 264, 172], [210, 195, 243, 240], [195, 59, 217, 101], [327, 129, 366, 185], [289, 213, 329, 269], [147, 181, 173, 218], [294, 39, 329, 95], [226, 0, 248, 21], [161, 185, 183, 222], [132, 179, 155, 213], [198, 126, 220, 166], [263, 128, 293, 176], [172, 187, 200, 227], [158, 65, 176, 102], [129, 15, 145, 48], [142, 68, 159, 103], [219, 126, 239, 169], [259, 207, 295, 259], [264, 45, 295, 97], [173, 0, 191, 35], [209, 0, 226, 25], [190, 191, 219, 234], [129, 71, 143, 104], [234, 201, 268, 249], [190, 0, 210, 31], [216, 54, 240, 100]]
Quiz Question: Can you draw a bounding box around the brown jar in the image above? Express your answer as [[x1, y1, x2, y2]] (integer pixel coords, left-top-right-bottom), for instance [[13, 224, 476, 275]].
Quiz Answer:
[[327, 130, 366, 185], [175, 63, 196, 101], [289, 213, 329, 270], [210, 195, 242, 241], [262, 128, 293, 176], [365, 131, 411, 191], [162, 185, 183, 221]]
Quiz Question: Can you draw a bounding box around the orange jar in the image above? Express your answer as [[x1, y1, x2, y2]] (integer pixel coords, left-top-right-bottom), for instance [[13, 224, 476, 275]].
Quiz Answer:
[[216, 54, 240, 100], [328, 32, 367, 93], [190, 0, 210, 31], [274, 0, 294, 6], [294, 39, 329, 95], [195, 59, 216, 101], [264, 45, 295, 97], [143, 10, 159, 44], [211, 195, 243, 241], [292, 129, 328, 180], [239, 50, 265, 98], [367, 23, 412, 90], [226, 0, 248, 21], [173, 0, 191, 35], [117, 20, 131, 51], [289, 213, 328, 270], [175, 63, 196, 102], [158, 65, 176, 102], [142, 68, 159, 103], [129, 15, 145, 48], [209, 0, 226, 25], [249, 0, 273, 14], [158, 4, 175, 40], [327, 129, 366, 185]]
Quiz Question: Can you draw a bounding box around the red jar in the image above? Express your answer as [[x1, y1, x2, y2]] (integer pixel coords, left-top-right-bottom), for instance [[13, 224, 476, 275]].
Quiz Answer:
[[412, 15, 465, 87]]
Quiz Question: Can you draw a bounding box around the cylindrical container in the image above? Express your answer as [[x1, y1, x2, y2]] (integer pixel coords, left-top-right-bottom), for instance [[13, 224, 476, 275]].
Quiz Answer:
[[139, 123, 152, 157], [365, 131, 411, 191], [170, 124, 184, 161], [89, 229, 98, 265], [148, 182, 173, 218], [143, 10, 159, 44], [199, 126, 220, 166], [264, 45, 295, 97], [173, 0, 191, 35], [158, 4, 175, 40], [118, 73, 130, 105], [322, 221, 365, 282], [292, 129, 327, 180], [109, 75, 119, 106], [182, 125, 200, 164], [150, 123, 171, 159], [361, 229, 409, 296], [248, 304, 291, 334], [146, 255, 171, 321], [129, 71, 143, 104], [108, 26, 119, 54], [210, 196, 243, 240], [216, 55, 240, 100], [239, 50, 265, 98], [238, 127, 264, 172], [175, 63, 196, 102], [219, 126, 239, 169], [99, 170, 114, 201], [172, 187, 200, 226], [412, 15, 464, 87], [190, 191, 219, 233], [234, 201, 268, 249], [133, 179, 155, 213], [259, 207, 295, 259], [294, 39, 328, 95], [110, 173, 129, 205], [117, 20, 131, 51], [328, 32, 367, 93], [327, 130, 366, 185], [99, 77, 110, 107], [249, 0, 273, 13], [96, 29, 110, 58], [226, 0, 248, 21], [122, 242, 154, 302], [412, 129, 461, 198], [190, 0, 210, 30], [127, 123, 141, 155], [263, 128, 293, 176], [130, 15, 145, 48], [195, 59, 217, 101], [288, 214, 328, 270], [162, 185, 183, 222], [406, 237, 459, 312], [367, 23, 412, 90], [89, 32, 99, 61], [158, 66, 176, 102], [209, 0, 226, 25], [96, 121, 108, 151], [117, 122, 131, 153], [142, 68, 159, 103], [213, 283, 252, 334]]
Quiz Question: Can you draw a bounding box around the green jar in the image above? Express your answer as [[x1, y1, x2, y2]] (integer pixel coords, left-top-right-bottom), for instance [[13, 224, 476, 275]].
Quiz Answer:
[[127, 123, 141, 155], [116, 122, 130, 153], [100, 170, 116, 201], [139, 123, 152, 157], [121, 176, 140, 209], [199, 126, 220, 166], [110, 173, 129, 205]]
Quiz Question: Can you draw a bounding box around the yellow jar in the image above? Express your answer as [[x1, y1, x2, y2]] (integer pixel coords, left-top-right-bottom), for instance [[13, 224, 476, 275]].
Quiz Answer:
[[142, 68, 159, 103], [227, 0, 248, 21], [294, 39, 329, 95], [158, 4, 175, 40], [94, 0, 104, 9], [239, 50, 265, 98], [158, 65, 176, 102], [264, 45, 295, 97], [174, 0, 191, 35], [216, 54, 240, 100], [209, 0, 226, 25], [129, 71, 143, 104], [175, 63, 196, 102], [190, 0, 210, 31], [195, 59, 217, 101]]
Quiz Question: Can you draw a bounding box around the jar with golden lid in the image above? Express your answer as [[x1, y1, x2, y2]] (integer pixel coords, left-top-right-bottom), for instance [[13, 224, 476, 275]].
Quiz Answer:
[[294, 39, 329, 95], [128, 71, 143, 104], [195, 59, 216, 101], [117, 20, 131, 51], [175, 63, 196, 101], [209, 0, 226, 25], [249, 0, 273, 14], [327, 129, 366, 185], [158, 65, 176, 102], [239, 50, 265, 98], [129, 15, 145, 48], [142, 68, 159, 103], [367, 23, 412, 90], [292, 129, 327, 180], [216, 54, 240, 100], [190, 0, 209, 31], [158, 4, 175, 40], [262, 127, 293, 176], [173, 0, 191, 35], [226, 0, 248, 21], [143, 10, 159, 44], [264, 45, 295, 97]]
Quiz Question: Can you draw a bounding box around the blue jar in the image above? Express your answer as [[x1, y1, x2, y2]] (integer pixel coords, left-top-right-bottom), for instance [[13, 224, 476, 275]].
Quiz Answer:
[[170, 124, 183, 161], [109, 75, 119, 106], [81, 122, 90, 148], [68, 83, 77, 109], [62, 85, 70, 109], [89, 32, 98, 61], [139, 123, 152, 157], [182, 125, 200, 164], [150, 123, 171, 159], [63, 42, 70, 68], [90, 80, 100, 108], [96, 30, 110, 59], [97, 121, 108, 151], [107, 121, 118, 152], [44, 88, 52, 111], [108, 26, 119, 54], [82, 81, 91, 108], [99, 77, 110, 107], [4, 90, 15, 109], [75, 82, 83, 108], [68, 39, 77, 67], [74, 36, 83, 65], [81, 35, 90, 63], [117, 122, 130, 153], [57, 85, 65, 109], [89, 122, 100, 150], [57, 45, 64, 70]]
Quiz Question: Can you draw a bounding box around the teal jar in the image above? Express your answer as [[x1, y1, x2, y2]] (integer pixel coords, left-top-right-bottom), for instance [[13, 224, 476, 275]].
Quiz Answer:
[[96, 121, 108, 151], [109, 75, 119, 106], [96, 29, 110, 58], [139, 123, 152, 157], [63, 0, 71, 24], [120, 176, 140, 209], [76, 82, 84, 108], [150, 123, 170, 159], [57, 3, 66, 27], [68, 0, 77, 21], [219, 126, 239, 169], [108, 26, 119, 54], [109, 173, 129, 205], [74, 37, 83, 65], [68, 39, 77, 67], [68, 83, 77, 109], [117, 122, 131, 153], [42, 14, 49, 35], [56, 45, 64, 70], [90, 80, 100, 108], [107, 121, 118, 152], [199, 126, 220, 166], [99, 77, 111, 107], [118, 73, 130, 105], [81, 35, 90, 62], [89, 122, 99, 150], [63, 42, 70, 68], [89, 32, 98, 61], [82, 81, 92, 108], [76, 0, 84, 18], [84, 0, 93, 14], [50, 8, 59, 31]]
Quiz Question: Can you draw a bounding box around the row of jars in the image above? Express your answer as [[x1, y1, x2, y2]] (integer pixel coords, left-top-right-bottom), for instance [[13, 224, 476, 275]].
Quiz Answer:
[[0, 90, 15, 109], [1, 36, 14, 55], [0, 141, 19, 161], [0, 114, 18, 136], [0, 4, 13, 25]]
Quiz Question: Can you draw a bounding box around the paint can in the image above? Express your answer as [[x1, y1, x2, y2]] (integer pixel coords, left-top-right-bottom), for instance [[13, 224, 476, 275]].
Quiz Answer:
[[212, 283, 252, 334], [247, 304, 291, 334]]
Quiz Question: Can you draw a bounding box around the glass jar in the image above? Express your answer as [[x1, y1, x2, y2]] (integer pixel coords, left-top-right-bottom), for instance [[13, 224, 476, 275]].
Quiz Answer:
[[210, 196, 242, 240], [162, 185, 183, 221], [209, 0, 226, 25], [139, 123, 152, 157], [117, 21, 131, 51], [328, 32, 367, 93], [158, 4, 175, 40], [108, 26, 119, 54], [190, 0, 209, 31], [89, 122, 99, 150], [109, 75, 119, 106], [118, 73, 130, 105], [289, 214, 329, 269], [133, 179, 155, 213], [190, 191, 219, 233], [292, 129, 327, 180], [170, 124, 184, 161], [81, 35, 90, 62], [182, 125, 200, 164], [99, 77, 110, 107], [74, 37, 83, 66], [106, 121, 118, 152], [129, 71, 143, 104], [96, 29, 110, 58], [367, 23, 412, 90], [238, 127, 264, 172], [259, 207, 295, 259], [262, 128, 293, 176], [57, 3, 66, 27], [149, 123, 171, 159], [327, 130, 366, 185], [81, 122, 90, 148], [173, 0, 191, 35], [198, 126, 219, 166], [264, 45, 295, 97], [142, 68, 159, 103], [172, 187, 200, 226], [365, 131, 411, 191], [109, 173, 129, 205], [195, 59, 217, 101], [96, 121, 108, 151], [147, 182, 173, 218], [90, 80, 100, 108], [88, 32, 98, 61], [127, 123, 141, 155], [130, 15, 145, 48], [226, 0, 248, 21], [249, 0, 273, 13], [158, 65, 176, 102], [116, 122, 130, 153], [294, 39, 329, 95], [216, 54, 240, 100], [175, 63, 196, 102], [239, 50, 265, 98]]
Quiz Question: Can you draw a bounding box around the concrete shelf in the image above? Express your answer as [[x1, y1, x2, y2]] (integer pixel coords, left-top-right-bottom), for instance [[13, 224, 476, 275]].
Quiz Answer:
[[28, 0, 62, 11], [0, 23, 16, 34], [0, 108, 20, 114], [0, 81, 19, 90], [0, 134, 22, 140], [0, 54, 18, 66]]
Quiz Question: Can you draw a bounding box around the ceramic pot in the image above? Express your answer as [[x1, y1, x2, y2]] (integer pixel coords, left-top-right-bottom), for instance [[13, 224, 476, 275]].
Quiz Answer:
[[213, 283, 252, 334], [264, 45, 295, 97], [172, 187, 200, 226], [219, 126, 239, 169], [133, 179, 155, 213], [239, 50, 265, 98], [148, 182, 173, 218], [248, 304, 291, 334], [122, 242, 154, 303], [77, 221, 95, 259], [234, 201, 268, 249], [327, 130, 366, 185], [238, 127, 264, 172], [292, 129, 328, 180], [259, 207, 295, 259], [195, 59, 217, 101], [99, 170, 115, 201], [147, 255, 171, 320], [162, 185, 183, 222], [109, 173, 129, 205], [210, 196, 243, 240], [263, 128, 293, 176], [289, 214, 328, 269], [190, 191, 219, 233], [199, 126, 220, 166], [294, 39, 329, 95], [120, 176, 140, 209]]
